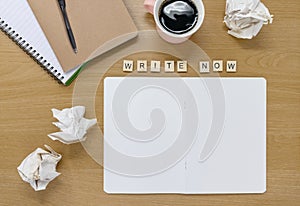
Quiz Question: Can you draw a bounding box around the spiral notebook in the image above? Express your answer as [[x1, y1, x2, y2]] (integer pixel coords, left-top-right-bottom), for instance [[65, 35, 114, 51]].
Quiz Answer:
[[0, 0, 137, 85], [0, 0, 81, 85]]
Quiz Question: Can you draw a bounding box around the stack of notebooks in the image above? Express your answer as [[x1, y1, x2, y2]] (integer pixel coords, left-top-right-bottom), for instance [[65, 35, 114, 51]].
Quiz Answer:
[[0, 0, 137, 85]]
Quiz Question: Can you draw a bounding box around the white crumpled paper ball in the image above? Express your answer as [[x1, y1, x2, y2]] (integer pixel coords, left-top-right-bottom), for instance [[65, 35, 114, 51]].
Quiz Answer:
[[224, 0, 273, 39], [17, 145, 62, 191], [48, 106, 97, 144]]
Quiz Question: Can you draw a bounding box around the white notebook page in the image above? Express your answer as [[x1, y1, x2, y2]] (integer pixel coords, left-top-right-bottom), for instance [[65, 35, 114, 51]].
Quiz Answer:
[[104, 77, 266, 194]]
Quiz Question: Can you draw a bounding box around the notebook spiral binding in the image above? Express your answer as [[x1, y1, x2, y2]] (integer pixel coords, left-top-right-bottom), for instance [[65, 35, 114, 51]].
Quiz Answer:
[[0, 17, 64, 83]]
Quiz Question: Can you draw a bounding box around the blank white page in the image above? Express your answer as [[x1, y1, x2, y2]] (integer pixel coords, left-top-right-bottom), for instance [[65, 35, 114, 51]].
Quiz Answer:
[[103, 77, 266, 194], [184, 78, 266, 194]]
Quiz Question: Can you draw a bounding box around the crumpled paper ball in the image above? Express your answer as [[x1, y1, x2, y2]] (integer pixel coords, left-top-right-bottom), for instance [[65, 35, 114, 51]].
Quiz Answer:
[[48, 106, 97, 144], [224, 0, 273, 39], [17, 145, 62, 191]]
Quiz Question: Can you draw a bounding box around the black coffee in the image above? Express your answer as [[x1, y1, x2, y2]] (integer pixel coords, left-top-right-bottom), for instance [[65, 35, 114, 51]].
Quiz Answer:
[[159, 0, 198, 34]]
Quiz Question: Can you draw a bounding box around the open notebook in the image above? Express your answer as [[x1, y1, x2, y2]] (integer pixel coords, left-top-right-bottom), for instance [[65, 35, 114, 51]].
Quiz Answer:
[[104, 77, 266, 194], [0, 0, 137, 85]]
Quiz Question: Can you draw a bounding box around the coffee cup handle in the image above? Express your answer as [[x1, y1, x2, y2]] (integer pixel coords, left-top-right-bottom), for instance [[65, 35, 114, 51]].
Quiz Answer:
[[144, 0, 156, 14]]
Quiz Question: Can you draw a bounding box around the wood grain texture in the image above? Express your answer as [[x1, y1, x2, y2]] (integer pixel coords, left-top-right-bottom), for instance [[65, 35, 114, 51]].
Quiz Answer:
[[0, 0, 299, 205]]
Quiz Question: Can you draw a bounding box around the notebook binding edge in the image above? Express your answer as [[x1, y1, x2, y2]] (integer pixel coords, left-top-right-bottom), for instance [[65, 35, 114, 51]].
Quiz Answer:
[[0, 17, 64, 84]]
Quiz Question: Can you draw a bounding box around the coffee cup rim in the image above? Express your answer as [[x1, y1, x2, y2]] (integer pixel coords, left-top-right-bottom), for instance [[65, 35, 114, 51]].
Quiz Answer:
[[153, 0, 205, 38]]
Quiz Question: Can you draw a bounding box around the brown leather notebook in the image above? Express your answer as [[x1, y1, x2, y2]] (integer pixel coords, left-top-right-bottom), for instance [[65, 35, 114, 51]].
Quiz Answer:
[[27, 0, 137, 72]]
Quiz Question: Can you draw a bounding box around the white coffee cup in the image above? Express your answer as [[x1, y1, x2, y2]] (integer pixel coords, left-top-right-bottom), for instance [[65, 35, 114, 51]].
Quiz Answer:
[[144, 0, 205, 44]]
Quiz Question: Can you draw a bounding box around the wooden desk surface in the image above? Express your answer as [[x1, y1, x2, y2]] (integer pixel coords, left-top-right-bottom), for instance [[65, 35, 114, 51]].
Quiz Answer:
[[0, 0, 299, 205]]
